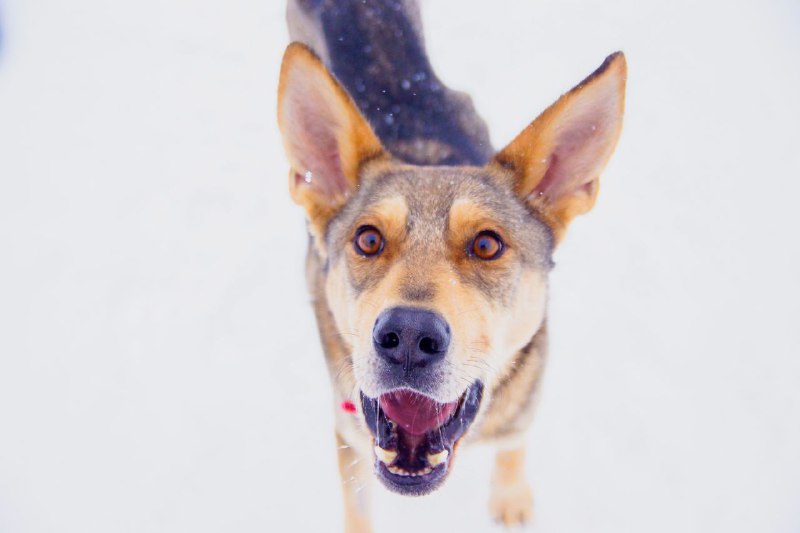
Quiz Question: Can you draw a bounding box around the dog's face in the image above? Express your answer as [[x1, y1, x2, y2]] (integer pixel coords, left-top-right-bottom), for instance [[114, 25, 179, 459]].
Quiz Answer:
[[325, 165, 553, 401], [278, 44, 625, 494]]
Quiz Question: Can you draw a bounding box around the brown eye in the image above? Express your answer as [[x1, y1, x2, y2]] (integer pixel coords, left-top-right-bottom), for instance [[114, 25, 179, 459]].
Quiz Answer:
[[354, 226, 384, 256], [470, 231, 504, 260]]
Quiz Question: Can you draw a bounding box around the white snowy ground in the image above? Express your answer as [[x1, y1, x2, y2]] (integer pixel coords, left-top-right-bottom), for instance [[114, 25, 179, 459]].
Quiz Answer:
[[1, 0, 799, 531]]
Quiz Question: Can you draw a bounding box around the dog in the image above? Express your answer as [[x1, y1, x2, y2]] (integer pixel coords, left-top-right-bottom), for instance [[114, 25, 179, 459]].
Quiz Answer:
[[277, 1, 626, 530]]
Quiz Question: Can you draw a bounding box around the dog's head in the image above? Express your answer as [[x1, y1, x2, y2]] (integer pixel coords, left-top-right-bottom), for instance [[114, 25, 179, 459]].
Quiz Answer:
[[278, 43, 626, 495]]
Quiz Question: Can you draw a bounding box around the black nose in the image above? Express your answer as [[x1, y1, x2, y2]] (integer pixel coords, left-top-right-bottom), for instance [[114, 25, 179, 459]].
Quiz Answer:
[[372, 307, 450, 371]]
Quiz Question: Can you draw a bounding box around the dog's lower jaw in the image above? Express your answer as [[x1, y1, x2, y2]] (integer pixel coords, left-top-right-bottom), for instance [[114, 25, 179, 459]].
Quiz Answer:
[[334, 433, 535, 532], [360, 381, 484, 496]]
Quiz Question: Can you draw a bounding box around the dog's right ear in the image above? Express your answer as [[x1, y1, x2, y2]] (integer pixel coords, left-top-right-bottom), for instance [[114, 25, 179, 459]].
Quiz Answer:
[[278, 43, 387, 248], [492, 52, 626, 243]]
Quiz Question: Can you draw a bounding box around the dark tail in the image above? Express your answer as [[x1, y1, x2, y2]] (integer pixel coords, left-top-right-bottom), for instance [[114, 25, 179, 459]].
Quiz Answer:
[[287, 0, 492, 166]]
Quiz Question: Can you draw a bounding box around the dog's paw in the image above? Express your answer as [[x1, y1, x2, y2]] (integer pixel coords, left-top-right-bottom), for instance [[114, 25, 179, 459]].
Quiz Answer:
[[489, 480, 533, 527]]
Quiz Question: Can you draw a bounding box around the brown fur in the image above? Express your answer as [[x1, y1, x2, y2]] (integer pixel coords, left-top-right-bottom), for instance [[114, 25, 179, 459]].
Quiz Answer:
[[278, 8, 626, 529]]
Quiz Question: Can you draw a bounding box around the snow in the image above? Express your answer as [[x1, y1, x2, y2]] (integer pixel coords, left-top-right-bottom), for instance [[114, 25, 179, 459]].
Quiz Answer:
[[0, 0, 799, 531]]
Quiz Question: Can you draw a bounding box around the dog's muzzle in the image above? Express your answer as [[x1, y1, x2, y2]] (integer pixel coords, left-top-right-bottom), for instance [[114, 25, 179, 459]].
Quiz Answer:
[[360, 306, 484, 494]]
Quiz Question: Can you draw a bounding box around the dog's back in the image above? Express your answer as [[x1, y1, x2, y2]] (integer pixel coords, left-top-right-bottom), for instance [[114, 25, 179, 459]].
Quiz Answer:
[[287, 0, 492, 166]]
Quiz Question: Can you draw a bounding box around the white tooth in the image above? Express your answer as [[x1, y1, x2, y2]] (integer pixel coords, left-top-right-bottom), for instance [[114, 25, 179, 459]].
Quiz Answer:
[[427, 449, 449, 467], [388, 465, 406, 476], [374, 446, 398, 465]]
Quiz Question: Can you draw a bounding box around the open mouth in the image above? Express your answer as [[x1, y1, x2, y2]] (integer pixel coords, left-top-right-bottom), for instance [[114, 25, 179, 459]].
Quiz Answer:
[[360, 381, 483, 495]]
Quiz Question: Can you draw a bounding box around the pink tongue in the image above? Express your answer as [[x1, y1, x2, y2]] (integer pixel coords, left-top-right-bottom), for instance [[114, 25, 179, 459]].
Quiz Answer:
[[379, 390, 458, 436]]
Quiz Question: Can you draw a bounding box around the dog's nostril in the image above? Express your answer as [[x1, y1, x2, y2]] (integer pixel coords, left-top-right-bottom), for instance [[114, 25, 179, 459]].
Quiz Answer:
[[418, 336, 439, 355], [380, 332, 400, 349]]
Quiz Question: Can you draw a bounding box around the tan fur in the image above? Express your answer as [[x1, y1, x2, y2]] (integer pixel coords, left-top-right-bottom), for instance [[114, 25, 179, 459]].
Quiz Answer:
[[477, 324, 547, 441], [388, 138, 463, 165], [489, 446, 534, 526], [336, 433, 374, 533]]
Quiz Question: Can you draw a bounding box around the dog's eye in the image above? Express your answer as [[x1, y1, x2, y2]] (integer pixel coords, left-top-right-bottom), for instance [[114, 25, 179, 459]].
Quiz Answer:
[[354, 226, 384, 256], [470, 231, 504, 260]]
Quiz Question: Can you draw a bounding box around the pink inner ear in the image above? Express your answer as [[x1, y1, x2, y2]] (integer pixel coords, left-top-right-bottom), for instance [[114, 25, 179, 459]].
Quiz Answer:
[[533, 153, 562, 199], [532, 97, 618, 203], [283, 74, 349, 198], [534, 126, 594, 200]]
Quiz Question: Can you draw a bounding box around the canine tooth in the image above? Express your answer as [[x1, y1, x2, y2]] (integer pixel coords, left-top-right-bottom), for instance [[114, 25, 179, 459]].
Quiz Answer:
[[427, 449, 449, 467], [374, 446, 397, 465]]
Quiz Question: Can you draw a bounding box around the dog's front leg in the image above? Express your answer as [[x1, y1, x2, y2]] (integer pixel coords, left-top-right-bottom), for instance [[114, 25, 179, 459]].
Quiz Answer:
[[336, 433, 373, 533], [489, 444, 533, 527]]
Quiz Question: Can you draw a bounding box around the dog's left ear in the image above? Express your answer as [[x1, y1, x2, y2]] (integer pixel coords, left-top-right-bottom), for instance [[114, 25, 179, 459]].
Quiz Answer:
[[493, 52, 627, 241], [278, 42, 387, 249]]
